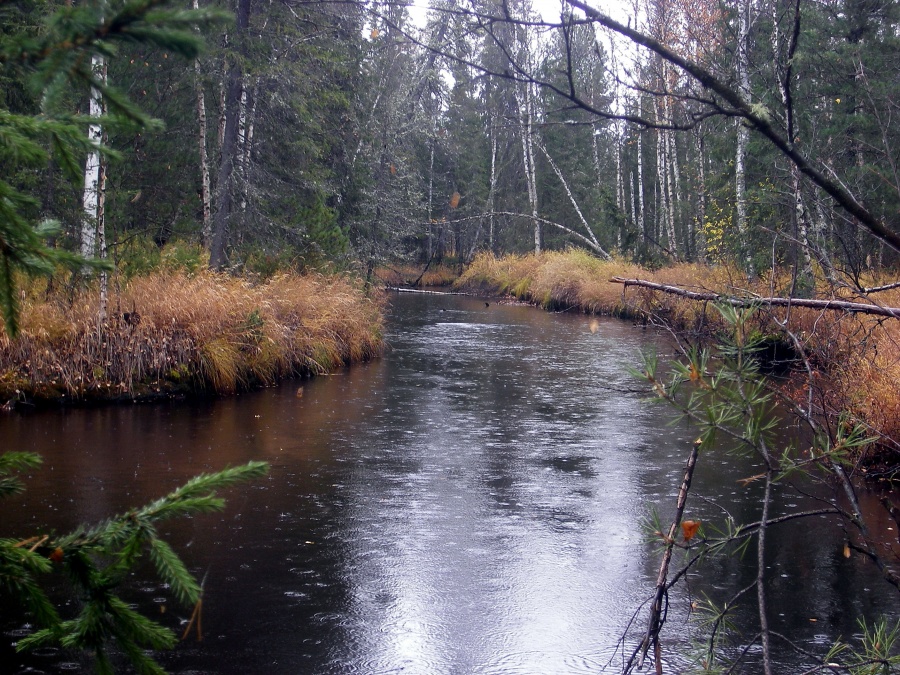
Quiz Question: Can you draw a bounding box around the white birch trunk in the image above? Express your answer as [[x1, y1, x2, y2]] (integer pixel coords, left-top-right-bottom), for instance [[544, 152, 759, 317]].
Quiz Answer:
[[82, 53, 105, 260], [792, 169, 813, 276], [537, 141, 610, 258], [664, 129, 678, 255], [515, 80, 540, 254], [487, 128, 498, 252], [237, 79, 251, 214], [655, 124, 672, 251], [427, 139, 434, 260], [192, 0, 212, 248], [735, 0, 753, 274], [637, 130, 646, 243], [217, 46, 227, 152], [694, 129, 707, 259]]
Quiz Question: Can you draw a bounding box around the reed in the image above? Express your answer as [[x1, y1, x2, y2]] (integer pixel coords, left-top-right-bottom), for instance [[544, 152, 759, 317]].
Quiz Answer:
[[375, 262, 460, 287], [0, 272, 384, 401], [456, 251, 900, 455]]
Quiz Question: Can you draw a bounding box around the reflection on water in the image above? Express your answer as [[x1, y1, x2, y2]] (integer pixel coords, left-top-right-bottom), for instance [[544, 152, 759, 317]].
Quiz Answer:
[[1, 291, 898, 673]]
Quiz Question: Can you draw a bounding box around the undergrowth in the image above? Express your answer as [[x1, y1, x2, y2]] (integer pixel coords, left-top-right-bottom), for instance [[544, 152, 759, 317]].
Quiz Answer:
[[0, 271, 384, 402], [456, 250, 900, 460]]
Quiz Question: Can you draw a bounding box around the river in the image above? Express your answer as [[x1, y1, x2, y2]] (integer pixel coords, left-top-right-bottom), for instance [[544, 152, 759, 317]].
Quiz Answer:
[[1, 291, 898, 673]]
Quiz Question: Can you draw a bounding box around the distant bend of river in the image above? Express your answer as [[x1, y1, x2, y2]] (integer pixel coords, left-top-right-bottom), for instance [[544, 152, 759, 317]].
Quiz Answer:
[[1, 290, 898, 674]]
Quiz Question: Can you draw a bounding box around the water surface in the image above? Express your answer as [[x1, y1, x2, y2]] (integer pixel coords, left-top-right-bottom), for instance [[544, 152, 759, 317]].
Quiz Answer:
[[1, 291, 897, 673]]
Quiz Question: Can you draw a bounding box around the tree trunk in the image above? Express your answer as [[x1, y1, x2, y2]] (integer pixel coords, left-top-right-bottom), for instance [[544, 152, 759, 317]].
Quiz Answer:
[[735, 0, 753, 274], [694, 128, 707, 259], [515, 78, 540, 254], [81, 53, 105, 260], [209, 0, 251, 270], [637, 129, 646, 244], [209, 65, 243, 270], [97, 138, 108, 326], [537, 141, 610, 258], [194, 0, 212, 249], [427, 138, 434, 260], [486, 128, 498, 253]]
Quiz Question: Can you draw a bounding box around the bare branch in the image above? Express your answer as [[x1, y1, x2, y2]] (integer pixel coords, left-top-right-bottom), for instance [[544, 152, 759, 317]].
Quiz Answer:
[[610, 277, 900, 319], [563, 0, 900, 253]]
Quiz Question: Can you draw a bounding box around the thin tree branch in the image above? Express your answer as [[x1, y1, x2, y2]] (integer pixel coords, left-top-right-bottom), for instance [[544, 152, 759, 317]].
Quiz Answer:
[[610, 276, 900, 319], [563, 0, 900, 253]]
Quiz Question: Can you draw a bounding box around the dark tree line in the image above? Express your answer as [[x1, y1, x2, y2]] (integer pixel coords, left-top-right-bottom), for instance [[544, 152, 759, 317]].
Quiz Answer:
[[2, 0, 898, 283]]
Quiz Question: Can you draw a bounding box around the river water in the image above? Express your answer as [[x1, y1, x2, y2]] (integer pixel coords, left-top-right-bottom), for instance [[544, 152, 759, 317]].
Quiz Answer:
[[1, 291, 898, 673]]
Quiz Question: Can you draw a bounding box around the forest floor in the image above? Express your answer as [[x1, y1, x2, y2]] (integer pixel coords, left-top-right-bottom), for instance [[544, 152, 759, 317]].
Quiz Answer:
[[0, 271, 384, 406], [454, 250, 900, 469]]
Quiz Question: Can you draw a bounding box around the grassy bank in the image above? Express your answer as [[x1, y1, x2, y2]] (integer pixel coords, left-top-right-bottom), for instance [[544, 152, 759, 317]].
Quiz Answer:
[[0, 272, 384, 403], [456, 250, 900, 460], [375, 262, 461, 288]]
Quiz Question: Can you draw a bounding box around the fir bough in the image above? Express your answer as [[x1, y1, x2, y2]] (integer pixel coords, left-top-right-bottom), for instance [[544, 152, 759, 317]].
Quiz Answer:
[[2, 454, 268, 672]]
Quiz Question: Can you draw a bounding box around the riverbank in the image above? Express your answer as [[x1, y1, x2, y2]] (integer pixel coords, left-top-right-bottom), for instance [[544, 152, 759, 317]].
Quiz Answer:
[[0, 272, 384, 405], [454, 250, 900, 462], [375, 262, 460, 288]]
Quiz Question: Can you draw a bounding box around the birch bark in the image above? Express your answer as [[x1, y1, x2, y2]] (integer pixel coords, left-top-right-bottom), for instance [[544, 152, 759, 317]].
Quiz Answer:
[[81, 53, 105, 260], [735, 0, 753, 274]]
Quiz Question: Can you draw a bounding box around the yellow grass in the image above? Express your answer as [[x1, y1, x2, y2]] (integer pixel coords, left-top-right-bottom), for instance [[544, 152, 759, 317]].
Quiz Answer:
[[375, 263, 460, 287], [456, 250, 900, 454], [0, 272, 384, 401]]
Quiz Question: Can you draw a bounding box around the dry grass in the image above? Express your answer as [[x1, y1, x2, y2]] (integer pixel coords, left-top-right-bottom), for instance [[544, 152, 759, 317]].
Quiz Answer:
[[0, 272, 384, 401], [456, 250, 900, 455], [375, 263, 460, 287]]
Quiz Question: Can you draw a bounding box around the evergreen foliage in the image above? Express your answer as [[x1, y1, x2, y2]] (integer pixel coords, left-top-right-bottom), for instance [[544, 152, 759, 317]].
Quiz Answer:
[[1, 455, 268, 673], [0, 0, 227, 336]]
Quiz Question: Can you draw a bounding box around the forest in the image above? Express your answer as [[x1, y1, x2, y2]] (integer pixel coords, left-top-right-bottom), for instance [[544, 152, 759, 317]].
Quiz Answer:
[[2, 0, 896, 284], [2, 0, 900, 672]]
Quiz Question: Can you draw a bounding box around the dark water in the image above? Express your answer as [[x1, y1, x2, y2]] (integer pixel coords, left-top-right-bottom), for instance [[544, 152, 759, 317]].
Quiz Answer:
[[1, 291, 898, 674]]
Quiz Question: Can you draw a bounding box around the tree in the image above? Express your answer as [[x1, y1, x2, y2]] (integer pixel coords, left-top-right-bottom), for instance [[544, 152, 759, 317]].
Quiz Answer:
[[2, 452, 267, 673], [0, 0, 226, 335]]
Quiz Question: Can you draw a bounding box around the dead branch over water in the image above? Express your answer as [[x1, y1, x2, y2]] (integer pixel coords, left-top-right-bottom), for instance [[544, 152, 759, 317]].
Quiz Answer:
[[610, 277, 900, 319]]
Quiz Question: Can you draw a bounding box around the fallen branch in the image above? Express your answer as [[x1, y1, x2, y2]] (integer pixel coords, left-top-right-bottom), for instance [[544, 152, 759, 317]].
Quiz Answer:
[[610, 277, 900, 319]]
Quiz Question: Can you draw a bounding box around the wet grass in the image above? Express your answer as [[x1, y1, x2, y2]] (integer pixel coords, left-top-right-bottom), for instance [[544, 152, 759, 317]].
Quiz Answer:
[[0, 272, 384, 403], [376, 262, 460, 288], [457, 251, 900, 459]]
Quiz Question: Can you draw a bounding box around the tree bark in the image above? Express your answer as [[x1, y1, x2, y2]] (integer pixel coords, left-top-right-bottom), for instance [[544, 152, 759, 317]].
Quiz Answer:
[[194, 0, 212, 249], [209, 0, 251, 270], [81, 53, 105, 260], [536, 140, 611, 259], [609, 276, 900, 318]]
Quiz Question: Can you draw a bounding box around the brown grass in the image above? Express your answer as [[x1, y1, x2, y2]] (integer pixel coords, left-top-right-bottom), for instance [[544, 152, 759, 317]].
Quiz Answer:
[[375, 262, 460, 288], [0, 272, 384, 401], [456, 251, 900, 455]]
